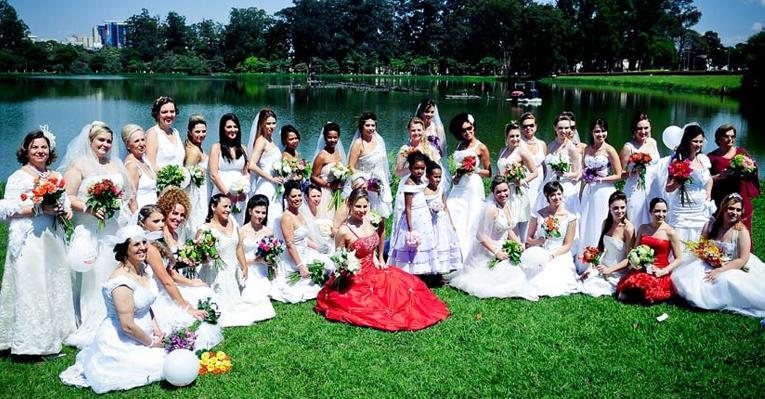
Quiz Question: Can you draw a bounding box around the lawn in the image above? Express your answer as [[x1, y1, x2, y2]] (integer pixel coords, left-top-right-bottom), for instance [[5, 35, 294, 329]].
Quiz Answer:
[[0, 188, 764, 397], [541, 74, 742, 96]]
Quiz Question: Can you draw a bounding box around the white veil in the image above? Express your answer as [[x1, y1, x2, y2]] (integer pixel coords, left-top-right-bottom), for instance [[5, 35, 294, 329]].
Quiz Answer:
[[350, 128, 391, 186], [246, 113, 263, 157], [312, 123, 347, 166], [416, 102, 446, 155]]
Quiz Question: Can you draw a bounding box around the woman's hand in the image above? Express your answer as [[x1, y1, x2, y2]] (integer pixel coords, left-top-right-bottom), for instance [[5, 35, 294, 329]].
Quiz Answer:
[[272, 176, 286, 185], [299, 264, 310, 278], [376, 255, 387, 269], [495, 250, 509, 261], [653, 267, 670, 277], [240, 266, 249, 281], [595, 265, 611, 275], [41, 203, 63, 216], [704, 268, 723, 283], [189, 278, 208, 287], [187, 306, 208, 320], [89, 207, 105, 221]]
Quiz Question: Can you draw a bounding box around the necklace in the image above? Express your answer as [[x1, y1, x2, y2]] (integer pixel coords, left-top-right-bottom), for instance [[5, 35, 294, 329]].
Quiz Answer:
[[26, 164, 49, 178]]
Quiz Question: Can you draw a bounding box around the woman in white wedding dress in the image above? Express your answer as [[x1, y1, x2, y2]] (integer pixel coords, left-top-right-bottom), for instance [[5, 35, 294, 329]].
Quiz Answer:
[[533, 114, 581, 216], [240, 194, 279, 300], [446, 112, 492, 260], [449, 176, 537, 300], [121, 124, 156, 212], [310, 122, 347, 219], [619, 112, 661, 227], [60, 226, 165, 393], [496, 122, 539, 244], [0, 129, 76, 356], [210, 113, 250, 226], [248, 108, 284, 227], [184, 114, 211, 233], [525, 181, 580, 297], [145, 96, 185, 170], [579, 191, 635, 297], [61, 121, 132, 349], [198, 194, 276, 326], [347, 111, 393, 218], [519, 112, 547, 214], [672, 193, 765, 317], [415, 98, 446, 155]]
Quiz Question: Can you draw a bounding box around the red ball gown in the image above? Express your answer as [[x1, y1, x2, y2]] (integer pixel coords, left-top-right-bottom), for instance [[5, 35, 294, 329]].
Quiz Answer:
[[315, 233, 449, 331], [616, 235, 674, 304]]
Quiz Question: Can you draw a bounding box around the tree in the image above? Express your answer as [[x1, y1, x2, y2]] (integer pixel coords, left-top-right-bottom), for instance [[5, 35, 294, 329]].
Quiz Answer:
[[125, 9, 161, 62], [190, 20, 223, 60], [0, 0, 29, 52], [702, 31, 726, 69], [242, 56, 270, 72], [742, 31, 765, 94], [162, 11, 190, 54], [223, 7, 273, 68]]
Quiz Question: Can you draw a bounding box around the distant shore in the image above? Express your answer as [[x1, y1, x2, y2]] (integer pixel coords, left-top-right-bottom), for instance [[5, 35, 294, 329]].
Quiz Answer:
[[541, 73, 742, 96]]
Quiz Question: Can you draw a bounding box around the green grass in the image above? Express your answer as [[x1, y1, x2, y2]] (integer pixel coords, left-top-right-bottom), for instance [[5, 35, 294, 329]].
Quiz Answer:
[[1, 184, 764, 397], [541, 74, 742, 96]]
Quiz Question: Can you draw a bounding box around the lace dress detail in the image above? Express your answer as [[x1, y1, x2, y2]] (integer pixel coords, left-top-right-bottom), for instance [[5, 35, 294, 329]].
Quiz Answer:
[[667, 154, 716, 241], [0, 169, 76, 355]]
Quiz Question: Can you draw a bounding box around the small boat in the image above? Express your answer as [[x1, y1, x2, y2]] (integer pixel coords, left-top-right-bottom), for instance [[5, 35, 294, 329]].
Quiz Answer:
[[445, 92, 482, 100]]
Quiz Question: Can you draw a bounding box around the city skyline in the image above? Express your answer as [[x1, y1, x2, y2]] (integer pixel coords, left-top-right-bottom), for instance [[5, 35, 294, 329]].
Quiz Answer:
[[11, 0, 765, 46]]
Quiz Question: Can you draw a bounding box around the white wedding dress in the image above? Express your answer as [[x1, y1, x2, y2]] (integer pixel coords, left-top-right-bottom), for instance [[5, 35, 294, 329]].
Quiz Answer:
[[125, 160, 157, 208], [352, 136, 393, 218], [446, 145, 485, 260], [578, 236, 627, 297], [186, 155, 210, 233], [526, 212, 580, 297], [667, 154, 716, 242], [212, 151, 248, 226], [578, 155, 616, 253], [623, 141, 660, 226], [0, 170, 76, 355], [270, 225, 334, 303], [60, 275, 165, 394], [155, 128, 185, 169], [251, 144, 284, 227]]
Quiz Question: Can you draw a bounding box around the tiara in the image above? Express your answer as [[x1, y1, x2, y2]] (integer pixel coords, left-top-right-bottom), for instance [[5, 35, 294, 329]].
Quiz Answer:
[[725, 193, 743, 201], [39, 124, 56, 149]]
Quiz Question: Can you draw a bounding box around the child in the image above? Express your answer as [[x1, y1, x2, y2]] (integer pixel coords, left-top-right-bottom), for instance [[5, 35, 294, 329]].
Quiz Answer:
[[423, 161, 463, 273]]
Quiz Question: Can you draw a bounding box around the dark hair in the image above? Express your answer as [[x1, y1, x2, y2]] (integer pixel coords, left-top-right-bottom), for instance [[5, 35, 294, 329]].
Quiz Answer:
[[282, 180, 302, 210], [561, 111, 576, 123], [553, 113, 572, 128], [255, 108, 277, 139], [415, 98, 436, 120], [649, 197, 667, 211], [490, 175, 508, 192], [631, 111, 650, 133], [714, 123, 736, 145], [597, 191, 628, 251], [323, 122, 341, 137], [187, 113, 206, 132], [406, 151, 429, 168], [151, 96, 177, 121], [137, 205, 162, 226], [219, 113, 246, 163], [280, 124, 300, 147], [543, 181, 564, 199], [347, 187, 369, 208], [113, 239, 131, 262], [206, 193, 229, 223], [708, 194, 744, 238], [672, 124, 705, 161], [357, 111, 377, 132], [304, 183, 322, 196], [504, 121, 520, 136], [519, 112, 536, 123], [449, 112, 475, 142], [16, 129, 56, 166], [426, 160, 442, 175], [589, 118, 608, 144], [244, 194, 270, 225]]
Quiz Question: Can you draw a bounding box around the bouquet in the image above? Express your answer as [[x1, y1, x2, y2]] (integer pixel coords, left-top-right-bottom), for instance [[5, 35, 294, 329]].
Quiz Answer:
[[228, 176, 250, 213], [728, 154, 757, 176], [272, 159, 294, 179], [197, 297, 221, 324], [503, 162, 527, 194], [256, 236, 285, 280], [405, 231, 421, 249], [175, 230, 227, 277], [187, 164, 206, 188], [85, 178, 124, 229], [156, 164, 190, 193], [668, 159, 694, 206], [545, 152, 571, 179], [368, 209, 383, 228], [629, 152, 653, 190], [427, 135, 442, 155], [578, 246, 607, 281], [627, 244, 655, 273], [20, 173, 74, 241], [487, 240, 523, 268], [329, 247, 361, 290], [541, 216, 561, 239], [326, 163, 351, 211], [428, 198, 444, 215], [582, 156, 609, 184], [288, 158, 312, 180], [683, 238, 744, 271], [367, 177, 381, 193], [288, 259, 327, 285], [164, 323, 198, 352], [198, 351, 232, 375], [457, 155, 477, 176]]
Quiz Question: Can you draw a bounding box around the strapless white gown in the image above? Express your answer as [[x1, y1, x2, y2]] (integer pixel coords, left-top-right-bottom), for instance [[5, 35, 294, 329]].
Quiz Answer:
[[578, 236, 627, 297], [446, 146, 485, 260], [270, 225, 334, 303]]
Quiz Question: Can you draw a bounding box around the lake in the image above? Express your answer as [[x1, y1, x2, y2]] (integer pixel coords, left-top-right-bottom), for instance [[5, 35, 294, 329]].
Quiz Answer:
[[0, 74, 760, 180]]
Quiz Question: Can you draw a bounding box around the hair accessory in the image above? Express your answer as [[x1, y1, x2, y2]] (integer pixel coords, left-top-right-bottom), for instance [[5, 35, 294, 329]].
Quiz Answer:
[[726, 192, 743, 201], [467, 114, 475, 125], [39, 124, 56, 149]]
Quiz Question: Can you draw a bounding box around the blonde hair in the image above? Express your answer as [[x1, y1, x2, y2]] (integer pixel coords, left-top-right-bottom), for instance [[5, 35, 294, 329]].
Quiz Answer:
[[408, 117, 425, 130], [89, 122, 113, 142], [120, 123, 144, 145]]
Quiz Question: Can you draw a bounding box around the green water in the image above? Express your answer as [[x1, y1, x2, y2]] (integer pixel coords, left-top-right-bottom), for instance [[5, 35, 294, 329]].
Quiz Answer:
[[0, 74, 759, 179]]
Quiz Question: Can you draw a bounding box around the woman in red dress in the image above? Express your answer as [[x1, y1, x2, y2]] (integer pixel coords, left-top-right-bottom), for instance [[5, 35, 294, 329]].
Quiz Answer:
[[315, 188, 450, 331], [616, 197, 683, 304], [707, 123, 760, 232]]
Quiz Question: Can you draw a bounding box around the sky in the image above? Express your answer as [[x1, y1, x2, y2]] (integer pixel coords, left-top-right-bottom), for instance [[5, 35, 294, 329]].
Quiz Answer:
[[11, 0, 765, 46]]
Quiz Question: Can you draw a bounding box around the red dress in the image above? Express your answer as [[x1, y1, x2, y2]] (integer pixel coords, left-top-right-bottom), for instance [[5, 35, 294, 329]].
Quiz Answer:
[[708, 147, 760, 232], [616, 235, 674, 304], [315, 233, 449, 331]]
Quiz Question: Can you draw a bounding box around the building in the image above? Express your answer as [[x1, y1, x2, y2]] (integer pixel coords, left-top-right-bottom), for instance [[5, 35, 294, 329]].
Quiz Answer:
[[96, 21, 127, 48]]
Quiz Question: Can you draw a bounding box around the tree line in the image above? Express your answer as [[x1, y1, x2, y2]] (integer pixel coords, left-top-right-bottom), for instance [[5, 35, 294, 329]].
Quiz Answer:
[[0, 0, 762, 89]]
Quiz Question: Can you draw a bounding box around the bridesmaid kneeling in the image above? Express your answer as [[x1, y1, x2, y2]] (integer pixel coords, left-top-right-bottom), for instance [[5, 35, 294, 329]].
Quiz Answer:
[[672, 193, 765, 317], [315, 188, 449, 331]]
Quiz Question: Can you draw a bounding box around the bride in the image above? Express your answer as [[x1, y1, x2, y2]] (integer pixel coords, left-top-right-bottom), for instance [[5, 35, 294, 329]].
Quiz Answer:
[[61, 121, 132, 349], [347, 111, 393, 218]]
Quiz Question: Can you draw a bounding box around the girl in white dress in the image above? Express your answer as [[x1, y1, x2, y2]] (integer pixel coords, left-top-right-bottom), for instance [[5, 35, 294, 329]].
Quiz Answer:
[[240, 195, 279, 299], [198, 194, 276, 326], [534, 114, 582, 216], [496, 122, 539, 244], [0, 129, 76, 356], [248, 108, 284, 227], [60, 226, 165, 393], [145, 96, 185, 171], [122, 124, 156, 212], [62, 121, 132, 349], [578, 119, 622, 265], [449, 176, 538, 300], [579, 191, 635, 297], [184, 114, 211, 233], [273, 181, 335, 303], [672, 193, 765, 317], [310, 122, 347, 219], [446, 112, 492, 260], [348, 111, 393, 218], [210, 113, 250, 226], [619, 112, 661, 226], [416, 98, 446, 155], [423, 162, 462, 273], [303, 185, 335, 254], [389, 152, 437, 274], [665, 124, 716, 241], [525, 181, 580, 297], [520, 112, 547, 214]]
